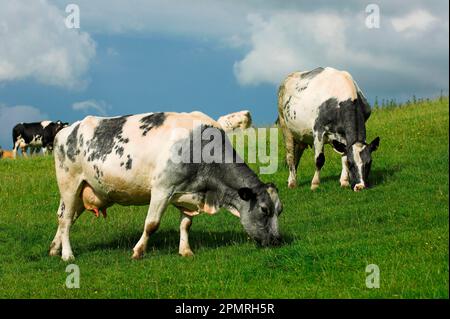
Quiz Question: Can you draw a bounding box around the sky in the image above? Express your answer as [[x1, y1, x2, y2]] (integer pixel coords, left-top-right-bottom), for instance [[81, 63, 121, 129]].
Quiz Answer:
[[0, 0, 448, 148]]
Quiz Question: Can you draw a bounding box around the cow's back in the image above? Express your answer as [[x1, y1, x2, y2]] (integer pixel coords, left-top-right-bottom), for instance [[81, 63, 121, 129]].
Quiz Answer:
[[278, 67, 362, 144], [54, 111, 220, 206]]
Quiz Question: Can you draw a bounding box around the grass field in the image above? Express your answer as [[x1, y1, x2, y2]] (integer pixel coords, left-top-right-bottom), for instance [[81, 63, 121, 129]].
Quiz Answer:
[[0, 98, 448, 298]]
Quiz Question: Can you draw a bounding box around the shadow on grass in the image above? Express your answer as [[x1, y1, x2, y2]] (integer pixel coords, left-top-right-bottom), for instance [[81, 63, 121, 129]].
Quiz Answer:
[[76, 228, 295, 257], [368, 167, 401, 187], [290, 166, 401, 189]]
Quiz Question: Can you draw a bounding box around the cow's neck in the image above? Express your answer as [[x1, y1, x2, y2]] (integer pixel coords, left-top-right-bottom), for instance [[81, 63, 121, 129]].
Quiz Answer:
[[339, 102, 367, 146], [209, 162, 263, 212]]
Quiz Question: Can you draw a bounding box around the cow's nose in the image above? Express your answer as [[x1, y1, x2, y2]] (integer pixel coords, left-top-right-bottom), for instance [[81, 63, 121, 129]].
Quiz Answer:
[[353, 183, 365, 192]]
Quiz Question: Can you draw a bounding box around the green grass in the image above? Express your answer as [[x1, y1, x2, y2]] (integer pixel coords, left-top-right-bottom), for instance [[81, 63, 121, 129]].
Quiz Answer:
[[0, 98, 448, 298]]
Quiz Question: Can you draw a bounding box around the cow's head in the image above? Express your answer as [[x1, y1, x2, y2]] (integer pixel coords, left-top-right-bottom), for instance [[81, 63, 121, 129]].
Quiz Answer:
[[333, 137, 380, 191], [55, 120, 69, 129], [237, 182, 282, 246]]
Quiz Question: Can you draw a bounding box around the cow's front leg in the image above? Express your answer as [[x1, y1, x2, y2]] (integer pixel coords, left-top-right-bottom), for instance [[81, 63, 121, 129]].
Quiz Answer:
[[340, 155, 350, 188], [179, 213, 194, 257], [311, 135, 325, 191], [132, 191, 170, 259]]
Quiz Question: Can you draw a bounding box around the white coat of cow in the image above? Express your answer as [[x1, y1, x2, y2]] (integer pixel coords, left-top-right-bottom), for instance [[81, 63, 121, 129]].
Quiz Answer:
[[278, 67, 380, 191]]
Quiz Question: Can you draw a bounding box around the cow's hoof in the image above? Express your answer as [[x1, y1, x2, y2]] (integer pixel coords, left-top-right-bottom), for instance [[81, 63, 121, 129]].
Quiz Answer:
[[61, 254, 75, 262], [131, 250, 144, 260], [49, 243, 61, 256], [311, 184, 319, 191], [340, 181, 350, 188], [49, 248, 61, 257], [179, 249, 194, 257], [287, 181, 297, 189]]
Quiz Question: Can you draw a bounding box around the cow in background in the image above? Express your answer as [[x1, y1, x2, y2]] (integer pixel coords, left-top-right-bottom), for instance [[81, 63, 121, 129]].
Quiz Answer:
[[278, 67, 380, 191], [12, 120, 68, 157]]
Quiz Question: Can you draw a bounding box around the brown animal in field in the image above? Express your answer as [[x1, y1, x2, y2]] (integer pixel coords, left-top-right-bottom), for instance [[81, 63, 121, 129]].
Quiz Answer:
[[0, 148, 15, 159]]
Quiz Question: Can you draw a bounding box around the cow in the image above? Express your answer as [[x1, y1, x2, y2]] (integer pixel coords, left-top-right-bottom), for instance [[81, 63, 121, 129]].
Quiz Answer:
[[12, 120, 68, 157], [49, 111, 282, 261], [277, 67, 380, 192], [217, 110, 252, 131], [0, 147, 15, 159]]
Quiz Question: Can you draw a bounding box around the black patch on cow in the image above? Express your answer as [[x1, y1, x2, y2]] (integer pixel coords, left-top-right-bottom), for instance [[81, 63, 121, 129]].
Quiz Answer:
[[93, 164, 104, 183], [163, 124, 262, 196], [125, 155, 132, 170], [316, 153, 325, 169], [118, 137, 129, 144], [139, 112, 166, 136], [58, 145, 66, 162], [59, 202, 65, 218], [115, 146, 124, 157], [66, 124, 80, 162], [79, 134, 84, 148], [57, 145, 66, 168], [314, 97, 368, 146], [283, 96, 295, 121], [87, 116, 128, 162], [301, 67, 324, 80]]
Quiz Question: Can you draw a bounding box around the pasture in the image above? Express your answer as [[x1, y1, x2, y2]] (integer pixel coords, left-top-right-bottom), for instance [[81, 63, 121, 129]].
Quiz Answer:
[[0, 98, 448, 298]]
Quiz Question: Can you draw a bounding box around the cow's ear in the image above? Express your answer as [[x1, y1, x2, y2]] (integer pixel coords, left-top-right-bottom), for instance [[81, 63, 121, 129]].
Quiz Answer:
[[332, 140, 347, 154], [238, 187, 256, 201], [369, 137, 380, 152]]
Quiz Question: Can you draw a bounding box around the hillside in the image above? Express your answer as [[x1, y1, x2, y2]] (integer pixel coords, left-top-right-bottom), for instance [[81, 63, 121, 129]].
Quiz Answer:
[[0, 98, 448, 298]]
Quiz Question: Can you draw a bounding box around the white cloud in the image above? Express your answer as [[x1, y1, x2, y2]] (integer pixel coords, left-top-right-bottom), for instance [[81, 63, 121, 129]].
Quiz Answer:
[[232, 8, 448, 95], [0, 0, 96, 89], [392, 10, 438, 33], [234, 12, 350, 86], [72, 100, 110, 116], [0, 105, 49, 148]]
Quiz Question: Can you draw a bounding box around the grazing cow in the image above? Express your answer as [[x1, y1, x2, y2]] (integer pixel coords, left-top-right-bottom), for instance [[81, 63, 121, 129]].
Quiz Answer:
[[278, 67, 380, 191], [0, 147, 15, 159], [49, 111, 282, 261], [217, 110, 252, 131], [12, 120, 68, 157]]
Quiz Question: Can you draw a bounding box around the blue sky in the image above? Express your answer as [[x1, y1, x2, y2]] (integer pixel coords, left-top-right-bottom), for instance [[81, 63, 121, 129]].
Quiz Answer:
[[0, 0, 448, 148]]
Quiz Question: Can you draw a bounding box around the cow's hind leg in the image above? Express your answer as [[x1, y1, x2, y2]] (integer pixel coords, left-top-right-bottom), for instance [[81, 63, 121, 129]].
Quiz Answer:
[[21, 145, 28, 158], [279, 117, 298, 189], [311, 134, 325, 191], [132, 190, 170, 259], [49, 190, 85, 261], [178, 212, 194, 257]]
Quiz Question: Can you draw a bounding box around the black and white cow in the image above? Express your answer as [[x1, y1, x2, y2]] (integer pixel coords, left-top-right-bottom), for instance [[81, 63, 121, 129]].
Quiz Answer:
[[50, 111, 282, 261], [12, 120, 68, 157], [278, 67, 380, 192]]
